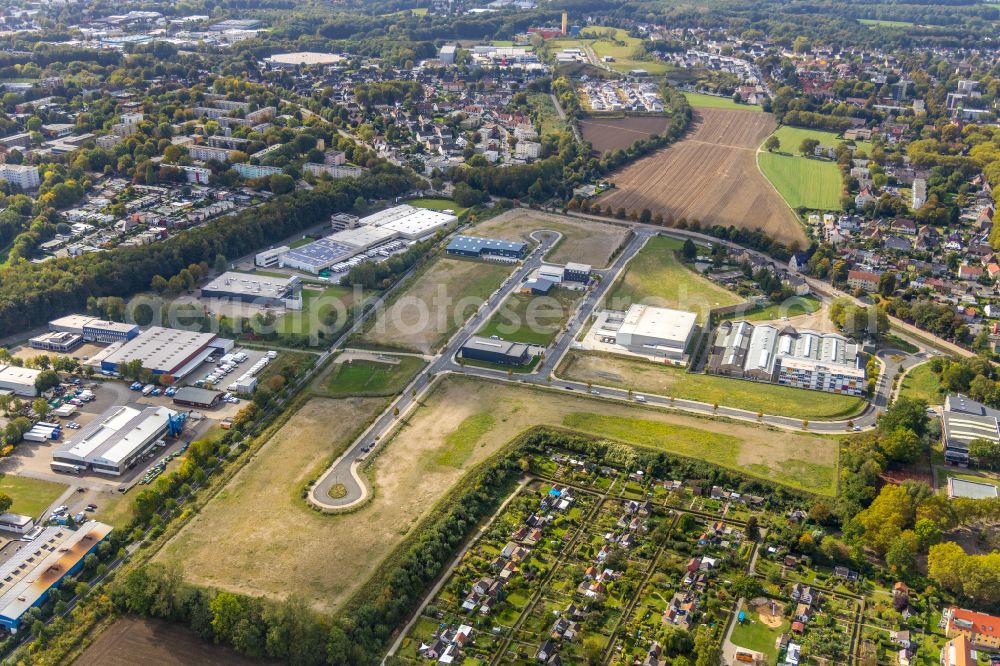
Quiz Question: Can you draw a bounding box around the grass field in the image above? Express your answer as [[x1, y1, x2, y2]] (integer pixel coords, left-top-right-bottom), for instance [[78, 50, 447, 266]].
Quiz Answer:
[[727, 295, 821, 322], [899, 362, 943, 405], [606, 236, 741, 322], [407, 198, 468, 215], [731, 612, 789, 661], [356, 255, 512, 353], [0, 474, 66, 517], [477, 287, 583, 345], [402, 376, 839, 495], [859, 18, 916, 27], [313, 355, 425, 398], [757, 151, 843, 211], [683, 92, 761, 111], [155, 397, 389, 611], [470, 209, 629, 268], [558, 350, 866, 420], [276, 285, 367, 340]]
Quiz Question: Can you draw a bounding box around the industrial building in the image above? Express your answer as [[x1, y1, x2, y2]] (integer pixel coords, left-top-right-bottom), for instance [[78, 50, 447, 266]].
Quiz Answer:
[[265, 51, 344, 67], [359, 205, 457, 239], [0, 513, 34, 536], [707, 321, 865, 396], [611, 305, 697, 361], [332, 225, 399, 249], [48, 315, 139, 344], [446, 235, 528, 259], [100, 326, 233, 379], [941, 394, 1000, 466], [0, 522, 113, 630], [278, 237, 356, 274], [29, 330, 83, 352], [461, 336, 530, 366], [201, 271, 303, 310], [0, 365, 41, 397], [172, 386, 224, 409], [564, 262, 592, 283], [53, 405, 178, 475]]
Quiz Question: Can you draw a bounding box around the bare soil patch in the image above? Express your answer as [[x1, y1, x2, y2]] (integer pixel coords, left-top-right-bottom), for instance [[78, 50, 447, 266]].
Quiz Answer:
[[76, 617, 271, 666], [752, 599, 787, 628], [471, 209, 629, 268], [596, 108, 807, 247], [580, 116, 670, 154]]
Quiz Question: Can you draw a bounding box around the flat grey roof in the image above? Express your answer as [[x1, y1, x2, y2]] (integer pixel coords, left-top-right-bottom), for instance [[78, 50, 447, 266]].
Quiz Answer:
[[948, 477, 999, 499], [447, 235, 527, 254], [103, 326, 218, 373], [202, 271, 297, 298], [173, 386, 222, 404], [464, 335, 528, 357]]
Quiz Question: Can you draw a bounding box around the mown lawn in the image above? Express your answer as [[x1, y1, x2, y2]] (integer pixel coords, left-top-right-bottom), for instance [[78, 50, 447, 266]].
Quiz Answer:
[[766, 126, 873, 154], [0, 474, 67, 518], [731, 613, 790, 661], [683, 92, 761, 111], [558, 350, 867, 420], [758, 151, 843, 211], [407, 198, 468, 215], [727, 295, 821, 322], [605, 236, 741, 322], [899, 362, 943, 405], [276, 285, 367, 339], [313, 355, 425, 398], [478, 287, 582, 346]]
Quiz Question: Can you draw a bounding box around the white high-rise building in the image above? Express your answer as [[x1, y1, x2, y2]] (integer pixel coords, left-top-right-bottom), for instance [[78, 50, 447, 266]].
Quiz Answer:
[[0, 164, 40, 190]]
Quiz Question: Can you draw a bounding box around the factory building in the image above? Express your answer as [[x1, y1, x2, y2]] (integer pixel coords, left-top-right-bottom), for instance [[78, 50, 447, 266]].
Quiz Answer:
[[53, 405, 177, 475], [0, 522, 113, 630], [461, 336, 530, 366], [278, 237, 356, 274], [359, 205, 457, 239], [201, 271, 303, 310], [0, 365, 42, 397], [446, 235, 528, 259], [172, 386, 224, 409], [48, 315, 139, 344], [707, 321, 865, 396], [564, 262, 592, 283], [100, 326, 232, 379], [612, 305, 697, 361]]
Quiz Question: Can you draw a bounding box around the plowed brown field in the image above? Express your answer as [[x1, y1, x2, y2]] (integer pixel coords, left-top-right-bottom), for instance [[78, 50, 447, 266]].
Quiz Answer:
[[579, 116, 670, 154], [596, 108, 807, 247]]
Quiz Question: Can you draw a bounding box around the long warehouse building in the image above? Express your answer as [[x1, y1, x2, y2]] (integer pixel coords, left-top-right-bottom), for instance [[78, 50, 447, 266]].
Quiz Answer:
[[0, 522, 113, 630], [99, 326, 233, 379], [53, 405, 177, 475]]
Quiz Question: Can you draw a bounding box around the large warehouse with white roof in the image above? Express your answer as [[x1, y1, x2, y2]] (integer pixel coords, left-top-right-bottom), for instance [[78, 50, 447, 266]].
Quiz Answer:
[[99, 326, 232, 379], [53, 405, 177, 475], [612, 304, 697, 360]]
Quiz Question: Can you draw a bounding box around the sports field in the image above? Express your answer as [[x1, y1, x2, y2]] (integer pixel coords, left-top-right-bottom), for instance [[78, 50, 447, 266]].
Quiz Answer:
[[757, 151, 843, 211], [477, 287, 583, 346], [470, 209, 629, 268], [356, 256, 512, 353], [557, 351, 865, 420], [683, 92, 761, 111], [605, 235, 741, 322]]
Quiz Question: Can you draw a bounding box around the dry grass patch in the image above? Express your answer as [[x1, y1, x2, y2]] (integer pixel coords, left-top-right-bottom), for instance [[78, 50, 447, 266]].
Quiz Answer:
[[471, 209, 629, 268], [356, 256, 512, 353]]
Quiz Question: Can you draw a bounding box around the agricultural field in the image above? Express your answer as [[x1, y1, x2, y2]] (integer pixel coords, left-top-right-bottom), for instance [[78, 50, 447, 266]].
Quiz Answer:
[[312, 354, 425, 398], [477, 287, 584, 346], [579, 116, 670, 154], [355, 255, 512, 353], [0, 474, 66, 518], [470, 208, 630, 268], [597, 109, 807, 247], [387, 376, 840, 495], [155, 397, 389, 611], [683, 91, 762, 111], [605, 235, 742, 322], [898, 362, 943, 405], [557, 350, 866, 420], [76, 617, 264, 666]]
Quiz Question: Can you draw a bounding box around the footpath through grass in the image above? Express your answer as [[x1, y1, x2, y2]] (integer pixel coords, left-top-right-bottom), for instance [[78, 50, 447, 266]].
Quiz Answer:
[[313, 356, 425, 398], [606, 236, 741, 322], [558, 351, 866, 420], [899, 362, 943, 405]]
